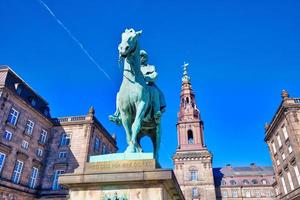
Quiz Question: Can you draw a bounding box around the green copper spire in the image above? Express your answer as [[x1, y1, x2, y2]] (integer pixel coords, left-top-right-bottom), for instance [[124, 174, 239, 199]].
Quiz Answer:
[[182, 62, 191, 83]]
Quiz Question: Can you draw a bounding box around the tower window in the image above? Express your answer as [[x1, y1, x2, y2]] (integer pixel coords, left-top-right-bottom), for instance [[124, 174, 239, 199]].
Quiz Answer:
[[188, 130, 194, 144], [186, 97, 189, 104]]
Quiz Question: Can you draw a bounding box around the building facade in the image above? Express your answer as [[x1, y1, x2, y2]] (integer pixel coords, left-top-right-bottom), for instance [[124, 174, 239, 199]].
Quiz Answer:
[[173, 65, 277, 200], [0, 66, 117, 199], [214, 164, 276, 200], [265, 90, 300, 200]]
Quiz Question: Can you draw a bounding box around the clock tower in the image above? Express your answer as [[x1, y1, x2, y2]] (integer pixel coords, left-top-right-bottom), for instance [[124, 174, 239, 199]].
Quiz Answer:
[[173, 63, 216, 200]]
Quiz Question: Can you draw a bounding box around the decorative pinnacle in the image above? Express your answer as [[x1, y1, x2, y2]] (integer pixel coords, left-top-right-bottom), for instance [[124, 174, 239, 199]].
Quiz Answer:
[[281, 89, 289, 99], [182, 62, 191, 83], [88, 106, 95, 115]]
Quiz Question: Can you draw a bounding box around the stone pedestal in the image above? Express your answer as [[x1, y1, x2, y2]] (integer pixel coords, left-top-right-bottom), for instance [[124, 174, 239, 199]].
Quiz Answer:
[[59, 154, 184, 200]]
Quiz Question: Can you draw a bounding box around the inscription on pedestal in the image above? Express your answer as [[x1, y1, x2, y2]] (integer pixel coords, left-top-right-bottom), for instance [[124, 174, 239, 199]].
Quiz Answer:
[[85, 159, 156, 173]]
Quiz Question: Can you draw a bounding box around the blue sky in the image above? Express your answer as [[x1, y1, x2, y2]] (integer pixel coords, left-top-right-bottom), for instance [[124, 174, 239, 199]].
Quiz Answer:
[[1, 0, 300, 168]]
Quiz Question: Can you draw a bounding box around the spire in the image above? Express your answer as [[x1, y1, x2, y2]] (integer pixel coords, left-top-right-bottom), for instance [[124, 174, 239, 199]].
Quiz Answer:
[[182, 62, 191, 83]]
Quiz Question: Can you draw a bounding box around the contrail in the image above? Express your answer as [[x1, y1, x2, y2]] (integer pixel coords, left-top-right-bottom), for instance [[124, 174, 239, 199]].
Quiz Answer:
[[36, 0, 112, 81]]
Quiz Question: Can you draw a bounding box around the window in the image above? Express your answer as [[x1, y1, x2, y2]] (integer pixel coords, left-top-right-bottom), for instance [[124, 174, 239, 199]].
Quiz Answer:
[[39, 130, 47, 144], [94, 137, 100, 152], [60, 133, 71, 146], [3, 130, 12, 141], [31, 99, 36, 107], [29, 167, 39, 189], [276, 159, 280, 166], [232, 190, 238, 197], [288, 145, 293, 154], [187, 130, 194, 144], [261, 179, 268, 185], [0, 152, 6, 173], [21, 140, 29, 150], [221, 180, 226, 186], [271, 142, 276, 154], [222, 191, 228, 197], [282, 126, 289, 140], [192, 187, 198, 198], [244, 190, 251, 197], [12, 160, 24, 184], [254, 190, 260, 197], [252, 179, 258, 185], [52, 170, 64, 190], [58, 151, 67, 159], [7, 108, 19, 126], [36, 149, 43, 157], [25, 120, 34, 135], [190, 170, 198, 181], [102, 144, 107, 154], [230, 180, 237, 185], [294, 165, 300, 185], [242, 179, 249, 185], [281, 176, 288, 194], [277, 135, 282, 147], [16, 86, 22, 95], [282, 153, 286, 160], [287, 171, 295, 191]]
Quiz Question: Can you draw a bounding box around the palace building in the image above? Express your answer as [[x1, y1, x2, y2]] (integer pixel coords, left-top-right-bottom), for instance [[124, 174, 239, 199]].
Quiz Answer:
[[265, 90, 300, 200], [173, 65, 277, 200], [0, 66, 117, 199], [0, 64, 295, 200]]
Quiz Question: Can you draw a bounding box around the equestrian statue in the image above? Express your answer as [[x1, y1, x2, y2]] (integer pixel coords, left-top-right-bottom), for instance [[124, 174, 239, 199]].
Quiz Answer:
[[109, 28, 166, 160]]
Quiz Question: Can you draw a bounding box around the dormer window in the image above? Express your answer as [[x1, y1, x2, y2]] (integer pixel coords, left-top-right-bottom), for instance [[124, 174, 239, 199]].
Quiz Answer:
[[31, 99, 36, 106], [15, 83, 23, 95]]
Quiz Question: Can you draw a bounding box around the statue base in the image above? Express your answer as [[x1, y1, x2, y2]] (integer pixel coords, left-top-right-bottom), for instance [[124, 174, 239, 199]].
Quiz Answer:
[[59, 154, 184, 200]]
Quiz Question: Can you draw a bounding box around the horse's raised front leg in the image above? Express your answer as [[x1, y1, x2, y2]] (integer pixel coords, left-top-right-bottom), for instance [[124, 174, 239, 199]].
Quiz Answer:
[[131, 101, 147, 152]]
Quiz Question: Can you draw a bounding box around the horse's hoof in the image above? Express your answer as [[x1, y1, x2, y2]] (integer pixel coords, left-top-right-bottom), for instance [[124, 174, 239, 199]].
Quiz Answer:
[[109, 115, 122, 126]]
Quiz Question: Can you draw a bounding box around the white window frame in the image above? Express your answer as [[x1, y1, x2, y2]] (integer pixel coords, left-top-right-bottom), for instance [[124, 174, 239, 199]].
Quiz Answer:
[[60, 133, 71, 146], [288, 145, 293, 154], [277, 135, 282, 148], [282, 125, 289, 140], [3, 130, 12, 141], [244, 190, 251, 197], [271, 141, 276, 154], [12, 160, 24, 184], [36, 148, 43, 157], [294, 165, 300, 185], [190, 170, 198, 181], [282, 153, 286, 160], [39, 129, 47, 144], [7, 108, 19, 126], [25, 120, 35, 135], [52, 170, 64, 190], [222, 190, 228, 197], [192, 187, 198, 197], [58, 151, 67, 159], [0, 152, 6, 173], [21, 140, 29, 150], [281, 176, 288, 194], [287, 171, 295, 191], [232, 190, 238, 198], [29, 167, 39, 189]]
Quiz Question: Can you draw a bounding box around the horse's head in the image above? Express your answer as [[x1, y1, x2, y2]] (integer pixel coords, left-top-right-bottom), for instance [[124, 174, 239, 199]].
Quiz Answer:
[[118, 28, 142, 58]]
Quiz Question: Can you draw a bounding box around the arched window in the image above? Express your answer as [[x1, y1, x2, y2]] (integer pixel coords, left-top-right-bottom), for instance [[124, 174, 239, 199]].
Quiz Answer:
[[230, 180, 237, 185], [261, 179, 268, 185], [186, 97, 189, 104], [252, 179, 258, 185], [242, 179, 250, 185], [192, 187, 199, 198], [190, 170, 198, 181], [188, 130, 194, 144]]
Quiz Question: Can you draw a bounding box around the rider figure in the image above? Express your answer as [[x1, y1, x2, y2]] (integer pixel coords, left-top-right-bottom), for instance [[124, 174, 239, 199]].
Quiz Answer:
[[109, 50, 166, 125]]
